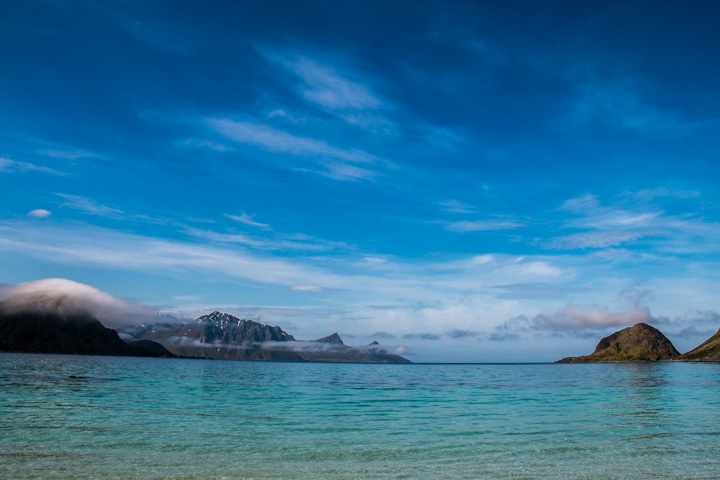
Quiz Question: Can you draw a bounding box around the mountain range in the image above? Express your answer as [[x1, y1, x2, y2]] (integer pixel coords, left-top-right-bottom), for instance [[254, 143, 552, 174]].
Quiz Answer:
[[120, 311, 410, 363], [0, 303, 410, 363]]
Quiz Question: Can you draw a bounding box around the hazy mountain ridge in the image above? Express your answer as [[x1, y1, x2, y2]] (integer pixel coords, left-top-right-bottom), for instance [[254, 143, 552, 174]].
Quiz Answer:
[[121, 311, 410, 363]]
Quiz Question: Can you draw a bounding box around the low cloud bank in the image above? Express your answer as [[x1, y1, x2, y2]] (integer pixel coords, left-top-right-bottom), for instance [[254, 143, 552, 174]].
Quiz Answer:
[[0, 278, 157, 328], [531, 304, 652, 330], [491, 303, 655, 341], [166, 337, 408, 356]]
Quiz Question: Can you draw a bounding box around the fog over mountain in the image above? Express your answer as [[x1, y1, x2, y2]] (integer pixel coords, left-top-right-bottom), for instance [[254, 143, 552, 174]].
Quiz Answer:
[[0, 278, 157, 328]]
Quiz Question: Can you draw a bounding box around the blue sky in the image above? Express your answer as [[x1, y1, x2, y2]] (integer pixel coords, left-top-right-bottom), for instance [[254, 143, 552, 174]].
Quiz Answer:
[[2, 0, 720, 362]]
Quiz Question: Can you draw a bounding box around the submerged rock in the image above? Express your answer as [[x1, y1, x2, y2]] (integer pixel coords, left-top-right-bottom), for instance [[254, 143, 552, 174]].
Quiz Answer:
[[557, 323, 680, 363]]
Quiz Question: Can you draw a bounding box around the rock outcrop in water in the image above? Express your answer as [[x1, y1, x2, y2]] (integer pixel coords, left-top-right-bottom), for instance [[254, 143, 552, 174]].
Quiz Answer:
[[557, 323, 680, 363]]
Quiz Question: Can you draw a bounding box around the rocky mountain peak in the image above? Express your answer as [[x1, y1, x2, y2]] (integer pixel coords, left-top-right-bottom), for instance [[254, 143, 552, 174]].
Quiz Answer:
[[314, 333, 344, 345], [198, 311, 243, 325]]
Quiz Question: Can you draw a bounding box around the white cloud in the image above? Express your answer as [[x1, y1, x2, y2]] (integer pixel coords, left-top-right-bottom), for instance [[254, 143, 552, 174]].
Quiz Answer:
[[291, 284, 325, 293], [257, 51, 393, 132], [37, 150, 103, 160], [207, 118, 374, 163], [225, 213, 270, 229], [56, 193, 125, 218], [470, 254, 494, 265], [362, 256, 387, 264], [499, 261, 563, 280], [182, 139, 233, 152], [55, 193, 168, 225], [439, 199, 476, 214], [630, 187, 701, 202], [282, 56, 380, 111], [27, 209, 52, 218], [531, 304, 653, 331], [548, 192, 720, 254], [0, 224, 353, 290], [206, 118, 379, 181], [0, 278, 156, 328], [0, 157, 64, 175], [184, 227, 350, 252], [559, 193, 600, 213], [545, 230, 645, 250], [445, 219, 523, 232]]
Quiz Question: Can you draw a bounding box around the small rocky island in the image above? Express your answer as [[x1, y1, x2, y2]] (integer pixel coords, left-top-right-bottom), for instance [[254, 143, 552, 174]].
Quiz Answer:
[[557, 322, 720, 363], [557, 323, 679, 362]]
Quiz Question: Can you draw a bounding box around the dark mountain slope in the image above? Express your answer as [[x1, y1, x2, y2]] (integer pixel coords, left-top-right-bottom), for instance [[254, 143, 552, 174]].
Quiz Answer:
[[0, 307, 162, 357], [679, 327, 720, 361]]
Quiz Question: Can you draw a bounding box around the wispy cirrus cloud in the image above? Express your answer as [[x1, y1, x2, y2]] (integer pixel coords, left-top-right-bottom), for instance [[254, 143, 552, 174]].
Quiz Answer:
[[184, 227, 351, 253], [207, 118, 375, 163], [545, 192, 720, 253], [37, 150, 104, 160], [291, 284, 325, 293], [492, 283, 582, 300], [206, 118, 379, 181], [225, 213, 270, 229], [545, 230, 646, 250], [629, 187, 701, 202], [0, 224, 345, 288], [0, 157, 64, 175], [444, 219, 523, 233], [259, 50, 394, 134], [282, 55, 381, 111], [55, 193, 171, 225], [181, 139, 233, 152], [56, 193, 126, 219], [439, 199, 477, 214]]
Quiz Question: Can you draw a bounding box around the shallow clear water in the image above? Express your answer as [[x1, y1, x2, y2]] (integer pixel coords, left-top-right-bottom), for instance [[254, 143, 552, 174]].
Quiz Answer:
[[1, 353, 719, 479]]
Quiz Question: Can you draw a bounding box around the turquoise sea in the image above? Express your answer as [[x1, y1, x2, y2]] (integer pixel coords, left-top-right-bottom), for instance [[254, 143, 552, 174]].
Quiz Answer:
[[1, 353, 719, 479]]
